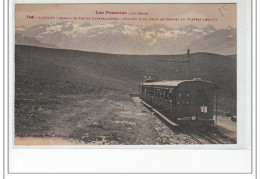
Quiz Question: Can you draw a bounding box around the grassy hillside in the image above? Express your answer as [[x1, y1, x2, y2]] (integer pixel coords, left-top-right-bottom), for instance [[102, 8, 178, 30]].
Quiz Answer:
[[15, 45, 236, 114]]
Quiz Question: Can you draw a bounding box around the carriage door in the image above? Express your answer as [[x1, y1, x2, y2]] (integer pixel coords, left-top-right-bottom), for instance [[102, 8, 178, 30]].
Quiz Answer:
[[197, 89, 209, 119]]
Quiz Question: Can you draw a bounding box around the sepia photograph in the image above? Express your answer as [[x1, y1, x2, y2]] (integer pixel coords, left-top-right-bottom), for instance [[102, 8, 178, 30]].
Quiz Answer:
[[14, 3, 237, 145]]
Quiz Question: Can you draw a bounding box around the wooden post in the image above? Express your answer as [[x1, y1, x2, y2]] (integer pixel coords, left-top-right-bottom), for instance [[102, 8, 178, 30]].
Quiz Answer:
[[215, 90, 218, 126], [155, 67, 158, 81], [187, 49, 190, 79]]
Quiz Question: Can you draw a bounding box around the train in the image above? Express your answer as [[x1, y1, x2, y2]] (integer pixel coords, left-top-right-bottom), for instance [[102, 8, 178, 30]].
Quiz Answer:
[[139, 78, 219, 128]]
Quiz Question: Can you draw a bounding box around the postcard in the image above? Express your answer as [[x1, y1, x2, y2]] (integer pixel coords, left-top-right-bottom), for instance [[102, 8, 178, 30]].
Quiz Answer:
[[13, 3, 239, 146], [4, 0, 255, 174]]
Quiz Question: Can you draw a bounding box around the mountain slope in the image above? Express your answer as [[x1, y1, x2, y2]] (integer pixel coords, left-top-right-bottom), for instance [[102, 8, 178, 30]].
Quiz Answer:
[[15, 33, 57, 48], [15, 45, 237, 113], [188, 27, 236, 55], [15, 22, 236, 55]]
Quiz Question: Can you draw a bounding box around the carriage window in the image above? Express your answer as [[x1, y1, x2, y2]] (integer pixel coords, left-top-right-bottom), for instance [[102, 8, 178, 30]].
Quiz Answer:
[[197, 89, 205, 96], [142, 86, 145, 92], [185, 90, 191, 97], [169, 90, 173, 99], [156, 89, 160, 96], [165, 89, 169, 99], [148, 87, 153, 94], [158, 89, 162, 96], [148, 87, 151, 94], [162, 90, 165, 98], [178, 91, 182, 97]]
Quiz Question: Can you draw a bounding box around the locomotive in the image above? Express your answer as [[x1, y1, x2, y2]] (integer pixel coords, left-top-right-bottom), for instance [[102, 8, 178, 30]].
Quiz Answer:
[[139, 78, 218, 127]]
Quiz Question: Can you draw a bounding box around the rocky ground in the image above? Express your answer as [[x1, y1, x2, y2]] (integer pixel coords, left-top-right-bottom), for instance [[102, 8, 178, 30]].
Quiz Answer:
[[15, 75, 205, 145], [15, 80, 236, 145]]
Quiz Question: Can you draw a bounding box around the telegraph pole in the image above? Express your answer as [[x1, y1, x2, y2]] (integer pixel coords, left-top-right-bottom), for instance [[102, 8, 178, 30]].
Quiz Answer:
[[187, 49, 190, 79], [155, 67, 158, 81], [156, 49, 191, 80]]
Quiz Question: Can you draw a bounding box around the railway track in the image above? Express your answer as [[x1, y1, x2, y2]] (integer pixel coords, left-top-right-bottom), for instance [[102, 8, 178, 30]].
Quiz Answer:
[[140, 100, 236, 144], [184, 131, 204, 144], [208, 129, 237, 144], [180, 129, 224, 144], [198, 131, 224, 144]]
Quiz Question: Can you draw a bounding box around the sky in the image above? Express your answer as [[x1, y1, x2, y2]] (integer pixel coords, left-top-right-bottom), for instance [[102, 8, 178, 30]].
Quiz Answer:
[[15, 3, 236, 29]]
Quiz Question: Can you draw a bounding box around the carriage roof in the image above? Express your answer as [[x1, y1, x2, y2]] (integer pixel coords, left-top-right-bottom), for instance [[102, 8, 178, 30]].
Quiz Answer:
[[141, 79, 218, 88]]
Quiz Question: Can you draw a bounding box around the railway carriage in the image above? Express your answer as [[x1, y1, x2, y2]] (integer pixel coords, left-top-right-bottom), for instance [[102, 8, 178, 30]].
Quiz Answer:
[[139, 78, 218, 127]]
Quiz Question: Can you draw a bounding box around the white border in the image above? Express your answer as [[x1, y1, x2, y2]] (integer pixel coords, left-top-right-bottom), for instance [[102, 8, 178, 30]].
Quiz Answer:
[[10, 0, 249, 150], [5, 0, 253, 174]]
